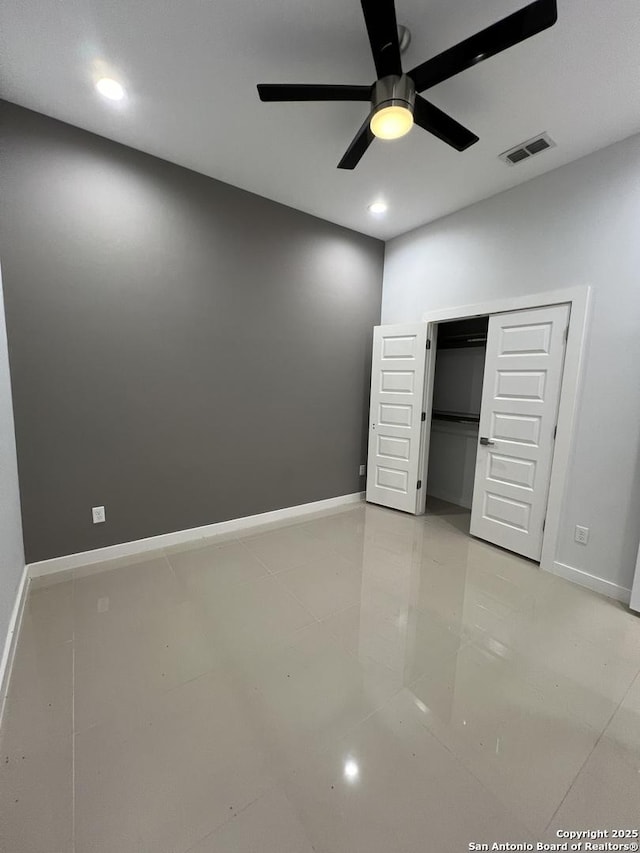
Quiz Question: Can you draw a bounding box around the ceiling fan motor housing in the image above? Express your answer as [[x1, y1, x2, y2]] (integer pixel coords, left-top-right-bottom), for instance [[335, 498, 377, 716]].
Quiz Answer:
[[372, 74, 416, 117]]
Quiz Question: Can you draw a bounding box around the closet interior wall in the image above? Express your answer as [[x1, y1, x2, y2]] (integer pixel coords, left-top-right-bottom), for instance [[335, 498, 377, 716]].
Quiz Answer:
[[426, 317, 488, 509]]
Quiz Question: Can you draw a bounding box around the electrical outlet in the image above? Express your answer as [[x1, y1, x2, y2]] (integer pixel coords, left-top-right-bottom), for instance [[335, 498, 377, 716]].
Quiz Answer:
[[359, 464, 366, 477], [574, 525, 589, 545], [92, 505, 106, 524]]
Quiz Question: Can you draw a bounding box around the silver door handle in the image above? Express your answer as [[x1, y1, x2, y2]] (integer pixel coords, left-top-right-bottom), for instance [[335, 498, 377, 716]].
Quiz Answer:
[[479, 437, 495, 446]]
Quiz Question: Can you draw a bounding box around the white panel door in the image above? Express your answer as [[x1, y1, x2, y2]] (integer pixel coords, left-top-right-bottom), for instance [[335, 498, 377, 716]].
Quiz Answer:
[[366, 324, 431, 514], [470, 304, 570, 560]]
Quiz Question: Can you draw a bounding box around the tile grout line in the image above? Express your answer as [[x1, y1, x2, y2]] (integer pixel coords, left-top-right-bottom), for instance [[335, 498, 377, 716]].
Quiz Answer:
[[235, 536, 328, 623], [239, 535, 340, 578], [542, 663, 640, 834], [235, 537, 280, 576], [394, 699, 535, 838], [269, 571, 322, 624], [162, 551, 179, 582], [169, 532, 323, 634], [236, 535, 290, 577], [207, 530, 417, 696], [181, 791, 268, 853]]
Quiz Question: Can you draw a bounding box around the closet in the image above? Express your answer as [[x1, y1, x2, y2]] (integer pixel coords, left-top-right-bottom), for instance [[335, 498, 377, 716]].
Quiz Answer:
[[366, 304, 570, 561], [427, 317, 488, 509]]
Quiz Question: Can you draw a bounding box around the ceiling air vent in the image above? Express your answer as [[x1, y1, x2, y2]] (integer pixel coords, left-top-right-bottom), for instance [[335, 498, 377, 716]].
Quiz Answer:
[[499, 132, 556, 166]]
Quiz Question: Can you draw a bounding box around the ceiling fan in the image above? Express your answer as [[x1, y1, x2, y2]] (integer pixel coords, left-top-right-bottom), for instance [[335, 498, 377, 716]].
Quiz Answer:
[[257, 0, 558, 169]]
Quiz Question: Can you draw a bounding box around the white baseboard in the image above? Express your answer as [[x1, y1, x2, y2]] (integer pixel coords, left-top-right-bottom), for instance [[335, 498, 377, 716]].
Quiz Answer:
[[28, 492, 365, 579], [0, 565, 29, 706], [549, 560, 631, 604]]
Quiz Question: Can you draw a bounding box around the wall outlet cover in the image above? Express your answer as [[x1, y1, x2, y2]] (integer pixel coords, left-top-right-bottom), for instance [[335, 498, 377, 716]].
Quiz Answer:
[[359, 464, 366, 477], [92, 505, 106, 524], [574, 525, 589, 545]]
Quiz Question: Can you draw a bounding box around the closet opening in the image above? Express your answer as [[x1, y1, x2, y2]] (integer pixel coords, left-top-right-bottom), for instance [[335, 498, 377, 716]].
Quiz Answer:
[[366, 287, 589, 571], [426, 316, 488, 519]]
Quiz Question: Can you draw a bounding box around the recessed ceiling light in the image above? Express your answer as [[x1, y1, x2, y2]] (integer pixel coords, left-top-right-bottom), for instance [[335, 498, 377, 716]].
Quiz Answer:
[[96, 78, 125, 101], [368, 201, 388, 215], [343, 759, 359, 782]]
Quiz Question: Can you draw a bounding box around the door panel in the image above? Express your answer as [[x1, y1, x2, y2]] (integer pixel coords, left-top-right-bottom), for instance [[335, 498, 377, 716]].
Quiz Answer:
[[470, 305, 570, 559], [366, 324, 430, 513]]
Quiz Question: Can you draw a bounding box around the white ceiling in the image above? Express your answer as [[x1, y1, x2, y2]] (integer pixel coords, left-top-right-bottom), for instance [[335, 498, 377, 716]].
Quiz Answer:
[[2, 0, 640, 240]]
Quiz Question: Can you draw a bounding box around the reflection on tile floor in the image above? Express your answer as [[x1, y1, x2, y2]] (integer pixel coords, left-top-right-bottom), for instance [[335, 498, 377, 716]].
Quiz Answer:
[[2, 498, 640, 852]]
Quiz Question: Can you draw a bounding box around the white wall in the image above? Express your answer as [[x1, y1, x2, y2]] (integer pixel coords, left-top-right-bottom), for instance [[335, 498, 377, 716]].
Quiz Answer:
[[428, 345, 486, 509], [0, 267, 25, 668], [383, 132, 640, 596], [428, 422, 479, 509]]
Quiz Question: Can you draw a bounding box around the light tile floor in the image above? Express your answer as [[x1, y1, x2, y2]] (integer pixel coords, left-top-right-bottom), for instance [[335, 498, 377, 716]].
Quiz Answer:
[[1, 499, 639, 852]]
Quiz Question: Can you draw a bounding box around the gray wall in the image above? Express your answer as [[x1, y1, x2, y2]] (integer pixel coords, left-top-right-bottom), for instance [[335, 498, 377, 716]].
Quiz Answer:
[[0, 102, 384, 563], [383, 132, 640, 596], [0, 266, 25, 655]]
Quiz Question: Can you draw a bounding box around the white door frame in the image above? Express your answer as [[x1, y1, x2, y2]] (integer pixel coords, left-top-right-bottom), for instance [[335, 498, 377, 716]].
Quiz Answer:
[[421, 285, 592, 576]]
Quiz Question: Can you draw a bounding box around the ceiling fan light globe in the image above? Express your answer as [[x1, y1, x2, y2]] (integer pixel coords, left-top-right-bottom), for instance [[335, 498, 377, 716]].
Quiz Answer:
[[370, 105, 413, 140]]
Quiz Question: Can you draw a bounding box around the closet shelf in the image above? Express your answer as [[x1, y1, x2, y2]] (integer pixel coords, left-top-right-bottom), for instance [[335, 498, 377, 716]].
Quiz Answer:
[[432, 410, 480, 425], [437, 317, 488, 350], [438, 336, 486, 350]]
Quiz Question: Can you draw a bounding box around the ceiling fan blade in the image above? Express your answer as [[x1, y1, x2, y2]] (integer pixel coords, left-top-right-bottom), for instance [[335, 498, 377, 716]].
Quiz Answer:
[[408, 0, 557, 92], [258, 84, 372, 102], [337, 114, 375, 170], [360, 0, 403, 80], [413, 96, 479, 151]]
